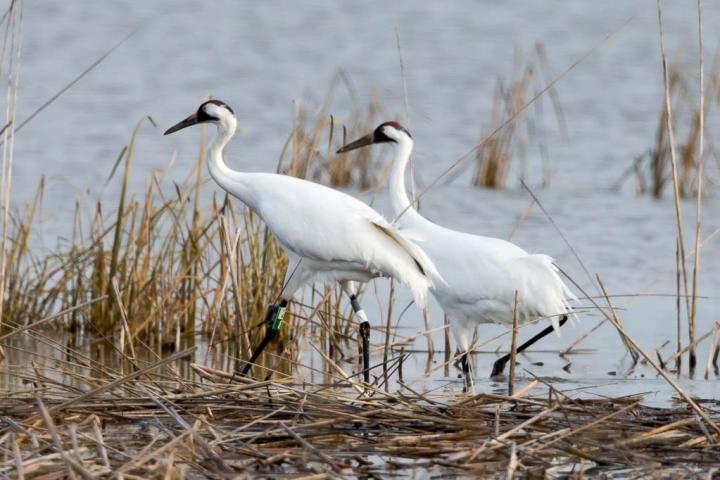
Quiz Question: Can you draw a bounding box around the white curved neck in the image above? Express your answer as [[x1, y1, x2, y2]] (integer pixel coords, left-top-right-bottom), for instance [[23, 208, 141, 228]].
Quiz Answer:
[[388, 137, 423, 225], [206, 115, 256, 207], [207, 115, 236, 176]]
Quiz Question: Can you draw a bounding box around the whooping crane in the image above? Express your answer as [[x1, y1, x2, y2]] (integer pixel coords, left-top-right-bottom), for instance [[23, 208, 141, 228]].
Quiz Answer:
[[338, 122, 575, 388]]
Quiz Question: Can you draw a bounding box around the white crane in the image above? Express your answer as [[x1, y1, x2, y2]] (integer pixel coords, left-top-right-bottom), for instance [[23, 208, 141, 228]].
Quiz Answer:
[[338, 122, 575, 388], [164, 101, 439, 382]]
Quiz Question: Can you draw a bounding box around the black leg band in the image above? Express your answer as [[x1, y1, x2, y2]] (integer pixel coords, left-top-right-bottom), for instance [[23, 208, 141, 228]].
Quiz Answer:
[[350, 294, 362, 313]]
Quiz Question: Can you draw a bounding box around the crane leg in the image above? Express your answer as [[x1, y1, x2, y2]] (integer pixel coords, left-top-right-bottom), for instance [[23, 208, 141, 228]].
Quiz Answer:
[[490, 314, 569, 378], [241, 300, 289, 376], [460, 351, 475, 393], [350, 294, 371, 383]]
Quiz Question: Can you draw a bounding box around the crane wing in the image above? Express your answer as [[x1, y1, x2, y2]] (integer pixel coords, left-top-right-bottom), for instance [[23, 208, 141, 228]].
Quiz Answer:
[[371, 221, 444, 286], [508, 254, 577, 332]]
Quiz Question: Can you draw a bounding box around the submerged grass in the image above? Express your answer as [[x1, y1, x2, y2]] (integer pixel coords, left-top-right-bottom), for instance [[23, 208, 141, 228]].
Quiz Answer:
[[1, 349, 719, 478]]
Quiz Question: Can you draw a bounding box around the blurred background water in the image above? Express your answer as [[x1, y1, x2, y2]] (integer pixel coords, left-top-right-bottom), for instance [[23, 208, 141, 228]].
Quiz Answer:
[[6, 1, 720, 401]]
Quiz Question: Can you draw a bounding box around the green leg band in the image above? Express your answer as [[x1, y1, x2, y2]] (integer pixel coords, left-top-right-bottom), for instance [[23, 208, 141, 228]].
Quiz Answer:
[[271, 305, 287, 331]]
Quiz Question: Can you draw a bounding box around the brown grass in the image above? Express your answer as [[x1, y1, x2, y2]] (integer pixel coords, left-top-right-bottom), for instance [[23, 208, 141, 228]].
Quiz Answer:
[[0, 352, 718, 478], [473, 43, 564, 189], [283, 72, 390, 190], [635, 51, 720, 198]]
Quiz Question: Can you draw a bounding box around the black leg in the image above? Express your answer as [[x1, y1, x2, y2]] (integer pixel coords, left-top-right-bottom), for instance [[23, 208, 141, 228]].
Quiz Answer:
[[490, 314, 569, 378], [350, 294, 371, 383], [359, 321, 370, 383], [460, 351, 471, 392], [241, 300, 288, 376]]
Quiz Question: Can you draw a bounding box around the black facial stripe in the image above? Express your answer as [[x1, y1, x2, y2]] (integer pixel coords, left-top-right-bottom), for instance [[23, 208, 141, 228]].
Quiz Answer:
[[198, 99, 235, 120], [197, 109, 215, 122], [373, 128, 397, 143]]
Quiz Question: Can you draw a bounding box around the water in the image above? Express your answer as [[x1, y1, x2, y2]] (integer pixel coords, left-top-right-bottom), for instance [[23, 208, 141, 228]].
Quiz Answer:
[[4, 2, 720, 403]]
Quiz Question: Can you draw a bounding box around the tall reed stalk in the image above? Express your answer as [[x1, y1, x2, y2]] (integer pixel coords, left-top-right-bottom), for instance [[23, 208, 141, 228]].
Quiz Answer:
[[0, 0, 22, 337], [689, 0, 704, 373], [657, 0, 691, 369]]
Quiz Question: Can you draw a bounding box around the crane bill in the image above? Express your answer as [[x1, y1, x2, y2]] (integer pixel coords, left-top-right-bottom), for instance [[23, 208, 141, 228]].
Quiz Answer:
[[337, 133, 374, 154], [164, 112, 199, 135]]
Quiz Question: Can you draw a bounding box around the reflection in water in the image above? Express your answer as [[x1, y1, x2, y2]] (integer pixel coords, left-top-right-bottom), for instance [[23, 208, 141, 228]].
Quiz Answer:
[[2, 319, 718, 408]]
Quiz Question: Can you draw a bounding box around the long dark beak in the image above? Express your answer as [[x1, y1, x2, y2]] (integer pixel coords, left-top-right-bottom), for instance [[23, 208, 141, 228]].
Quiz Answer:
[[164, 112, 199, 135], [336, 133, 374, 154]]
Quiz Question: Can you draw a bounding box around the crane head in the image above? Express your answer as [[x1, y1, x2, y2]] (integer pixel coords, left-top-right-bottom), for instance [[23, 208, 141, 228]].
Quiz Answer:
[[336, 121, 412, 153], [164, 99, 235, 135]]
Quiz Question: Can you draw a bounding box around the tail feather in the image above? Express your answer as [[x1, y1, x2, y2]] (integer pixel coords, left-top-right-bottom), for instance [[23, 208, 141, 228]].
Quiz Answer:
[[371, 221, 442, 307], [510, 254, 576, 335]]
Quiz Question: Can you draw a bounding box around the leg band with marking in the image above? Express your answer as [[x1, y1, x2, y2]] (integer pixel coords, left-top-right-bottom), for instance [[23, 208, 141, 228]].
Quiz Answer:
[[271, 300, 289, 331]]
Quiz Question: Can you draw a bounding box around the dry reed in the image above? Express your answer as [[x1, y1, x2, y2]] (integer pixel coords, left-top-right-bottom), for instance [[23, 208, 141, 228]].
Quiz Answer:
[[1, 350, 718, 478], [284, 72, 390, 190], [634, 49, 720, 199], [473, 43, 564, 189]]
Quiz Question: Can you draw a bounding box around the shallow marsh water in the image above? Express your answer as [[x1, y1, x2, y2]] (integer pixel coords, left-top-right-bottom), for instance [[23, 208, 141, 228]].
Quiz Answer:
[[3, 2, 720, 406]]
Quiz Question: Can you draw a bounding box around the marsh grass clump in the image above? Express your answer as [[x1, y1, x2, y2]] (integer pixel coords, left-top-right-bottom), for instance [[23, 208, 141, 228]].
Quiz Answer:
[[280, 72, 390, 190], [473, 43, 564, 189], [0, 73, 393, 378], [321, 100, 385, 189], [634, 54, 720, 198]]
